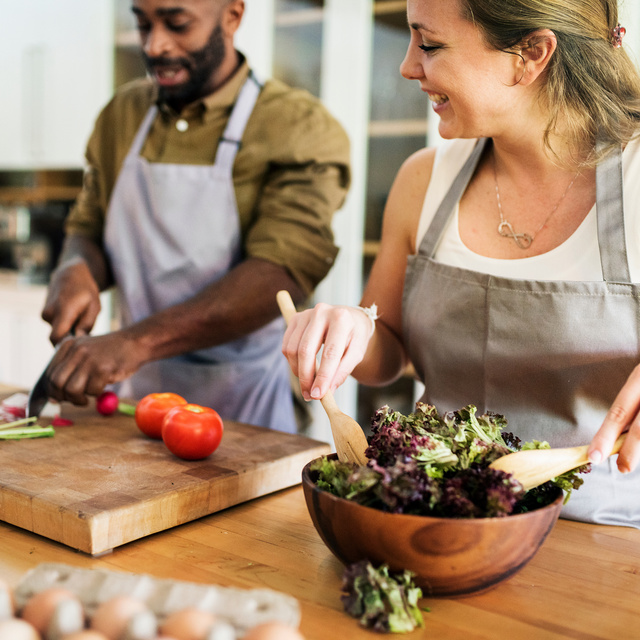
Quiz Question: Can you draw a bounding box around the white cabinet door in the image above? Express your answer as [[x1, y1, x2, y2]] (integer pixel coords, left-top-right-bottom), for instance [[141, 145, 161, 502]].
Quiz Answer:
[[0, 0, 114, 170]]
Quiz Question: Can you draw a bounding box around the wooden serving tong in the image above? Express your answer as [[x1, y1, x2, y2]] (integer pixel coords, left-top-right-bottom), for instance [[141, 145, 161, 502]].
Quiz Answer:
[[277, 290, 369, 466]]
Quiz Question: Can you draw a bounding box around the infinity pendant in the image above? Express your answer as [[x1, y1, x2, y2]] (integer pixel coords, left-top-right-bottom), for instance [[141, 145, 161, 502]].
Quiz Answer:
[[498, 221, 533, 250]]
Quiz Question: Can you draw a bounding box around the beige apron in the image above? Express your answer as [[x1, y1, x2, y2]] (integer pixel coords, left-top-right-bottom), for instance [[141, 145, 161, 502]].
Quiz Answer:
[[104, 72, 296, 432], [403, 138, 640, 527]]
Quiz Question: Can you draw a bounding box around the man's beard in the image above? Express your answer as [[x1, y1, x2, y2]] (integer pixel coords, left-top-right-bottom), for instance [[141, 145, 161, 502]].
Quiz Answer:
[[143, 23, 226, 109]]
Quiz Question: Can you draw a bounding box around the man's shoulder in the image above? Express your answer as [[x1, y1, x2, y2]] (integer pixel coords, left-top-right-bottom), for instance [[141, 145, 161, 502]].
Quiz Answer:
[[250, 77, 348, 152], [257, 78, 337, 125]]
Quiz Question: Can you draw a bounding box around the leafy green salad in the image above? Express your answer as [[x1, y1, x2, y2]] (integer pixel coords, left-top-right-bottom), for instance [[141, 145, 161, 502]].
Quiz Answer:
[[312, 402, 588, 519], [320, 403, 590, 633]]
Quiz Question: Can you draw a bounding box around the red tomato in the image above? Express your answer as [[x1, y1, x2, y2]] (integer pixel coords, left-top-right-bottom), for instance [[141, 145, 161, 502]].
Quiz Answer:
[[135, 392, 187, 439], [161, 404, 224, 460]]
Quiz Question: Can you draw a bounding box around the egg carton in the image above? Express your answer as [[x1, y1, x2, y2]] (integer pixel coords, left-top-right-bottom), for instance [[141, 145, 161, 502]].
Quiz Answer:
[[14, 563, 300, 638]]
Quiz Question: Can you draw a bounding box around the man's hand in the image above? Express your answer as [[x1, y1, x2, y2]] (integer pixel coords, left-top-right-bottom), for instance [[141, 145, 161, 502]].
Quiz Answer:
[[45, 331, 147, 406], [42, 258, 102, 344]]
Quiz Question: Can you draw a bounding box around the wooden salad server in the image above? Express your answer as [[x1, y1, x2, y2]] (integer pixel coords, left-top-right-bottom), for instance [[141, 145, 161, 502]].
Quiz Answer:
[[276, 290, 369, 466], [489, 433, 628, 491]]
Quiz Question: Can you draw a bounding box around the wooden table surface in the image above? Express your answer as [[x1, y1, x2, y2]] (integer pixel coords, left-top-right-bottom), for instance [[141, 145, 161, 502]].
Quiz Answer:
[[1, 387, 640, 638], [1, 481, 639, 638]]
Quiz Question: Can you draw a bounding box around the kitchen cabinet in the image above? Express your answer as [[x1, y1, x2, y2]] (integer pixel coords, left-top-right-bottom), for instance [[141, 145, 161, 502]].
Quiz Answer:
[[0, 0, 114, 170]]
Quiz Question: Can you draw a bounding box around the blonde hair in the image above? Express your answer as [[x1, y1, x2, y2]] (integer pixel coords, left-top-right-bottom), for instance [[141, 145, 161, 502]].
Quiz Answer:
[[461, 0, 640, 163]]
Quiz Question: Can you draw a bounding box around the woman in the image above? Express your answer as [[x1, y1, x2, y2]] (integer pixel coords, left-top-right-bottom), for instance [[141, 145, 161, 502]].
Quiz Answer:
[[282, 0, 640, 526]]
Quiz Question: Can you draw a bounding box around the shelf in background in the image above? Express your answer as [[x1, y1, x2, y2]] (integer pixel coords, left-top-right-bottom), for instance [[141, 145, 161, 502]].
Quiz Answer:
[[0, 186, 81, 205], [369, 118, 428, 137], [275, 0, 406, 28], [0, 170, 83, 205]]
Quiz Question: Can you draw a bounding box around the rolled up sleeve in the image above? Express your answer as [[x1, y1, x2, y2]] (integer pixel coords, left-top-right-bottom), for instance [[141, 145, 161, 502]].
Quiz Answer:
[[243, 89, 351, 295]]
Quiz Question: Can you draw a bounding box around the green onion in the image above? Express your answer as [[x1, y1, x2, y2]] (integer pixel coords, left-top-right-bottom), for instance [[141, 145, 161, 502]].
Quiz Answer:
[[0, 417, 37, 431], [118, 402, 137, 416], [0, 425, 55, 440]]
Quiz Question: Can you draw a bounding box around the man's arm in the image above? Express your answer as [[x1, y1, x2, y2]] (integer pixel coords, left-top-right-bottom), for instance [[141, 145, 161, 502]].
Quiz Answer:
[[122, 256, 305, 359], [45, 257, 305, 405]]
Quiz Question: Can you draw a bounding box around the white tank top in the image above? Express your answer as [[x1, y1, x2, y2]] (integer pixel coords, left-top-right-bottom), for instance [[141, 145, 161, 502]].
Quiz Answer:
[[417, 137, 640, 282]]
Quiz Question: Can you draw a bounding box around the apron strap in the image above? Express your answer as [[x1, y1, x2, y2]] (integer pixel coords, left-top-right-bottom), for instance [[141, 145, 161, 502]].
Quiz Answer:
[[418, 139, 630, 283], [418, 138, 488, 257], [129, 105, 159, 157], [214, 70, 263, 171], [596, 145, 630, 283]]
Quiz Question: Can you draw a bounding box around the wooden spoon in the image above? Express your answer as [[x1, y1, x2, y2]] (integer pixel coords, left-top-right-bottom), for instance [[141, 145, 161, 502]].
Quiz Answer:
[[276, 290, 369, 466], [489, 433, 627, 491]]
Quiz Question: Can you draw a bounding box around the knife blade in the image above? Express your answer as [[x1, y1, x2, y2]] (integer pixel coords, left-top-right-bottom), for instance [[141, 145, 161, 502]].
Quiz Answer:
[[26, 350, 56, 419], [26, 328, 75, 419]]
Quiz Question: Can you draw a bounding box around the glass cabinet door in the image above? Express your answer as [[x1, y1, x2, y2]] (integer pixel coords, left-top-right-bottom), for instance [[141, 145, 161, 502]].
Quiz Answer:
[[359, 1, 428, 425], [273, 0, 324, 98], [365, 2, 429, 246]]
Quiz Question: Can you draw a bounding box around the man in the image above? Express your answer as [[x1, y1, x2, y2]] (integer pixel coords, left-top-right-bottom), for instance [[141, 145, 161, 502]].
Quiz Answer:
[[41, 0, 350, 433]]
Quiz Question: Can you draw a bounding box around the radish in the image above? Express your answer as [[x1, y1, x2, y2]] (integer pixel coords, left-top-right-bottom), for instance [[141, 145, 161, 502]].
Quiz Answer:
[[96, 391, 119, 416]]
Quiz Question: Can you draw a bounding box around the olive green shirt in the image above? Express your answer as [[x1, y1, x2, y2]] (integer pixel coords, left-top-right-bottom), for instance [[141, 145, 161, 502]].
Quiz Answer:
[[66, 59, 351, 295]]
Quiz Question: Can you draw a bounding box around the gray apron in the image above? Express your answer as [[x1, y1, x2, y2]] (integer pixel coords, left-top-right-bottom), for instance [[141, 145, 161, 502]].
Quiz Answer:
[[403, 137, 640, 527], [104, 72, 296, 433]]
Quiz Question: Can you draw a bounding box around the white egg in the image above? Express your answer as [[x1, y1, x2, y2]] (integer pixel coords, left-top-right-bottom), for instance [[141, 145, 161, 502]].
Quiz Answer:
[[0, 579, 15, 619], [0, 617, 41, 640]]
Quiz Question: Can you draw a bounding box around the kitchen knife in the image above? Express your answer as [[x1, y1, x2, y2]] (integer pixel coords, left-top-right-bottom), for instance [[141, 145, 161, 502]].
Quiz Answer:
[[26, 350, 56, 419], [26, 329, 75, 419]]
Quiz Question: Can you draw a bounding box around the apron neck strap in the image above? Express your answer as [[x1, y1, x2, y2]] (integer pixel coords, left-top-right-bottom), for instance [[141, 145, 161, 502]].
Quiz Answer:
[[418, 138, 629, 283], [596, 145, 629, 282], [129, 105, 159, 157], [418, 137, 488, 258], [214, 70, 263, 170]]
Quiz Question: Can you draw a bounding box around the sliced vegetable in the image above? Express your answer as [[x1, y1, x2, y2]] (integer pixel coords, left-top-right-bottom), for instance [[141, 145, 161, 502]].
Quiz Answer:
[[1, 392, 28, 419], [0, 425, 55, 440], [0, 416, 56, 440], [0, 417, 37, 431], [51, 416, 74, 427]]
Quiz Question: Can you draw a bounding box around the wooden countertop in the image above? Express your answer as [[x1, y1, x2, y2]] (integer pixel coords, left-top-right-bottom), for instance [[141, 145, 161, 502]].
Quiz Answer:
[[1, 386, 639, 638], [1, 489, 639, 639]]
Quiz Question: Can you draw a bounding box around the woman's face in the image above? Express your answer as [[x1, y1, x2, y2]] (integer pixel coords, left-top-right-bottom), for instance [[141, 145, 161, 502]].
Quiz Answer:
[[401, 0, 524, 140]]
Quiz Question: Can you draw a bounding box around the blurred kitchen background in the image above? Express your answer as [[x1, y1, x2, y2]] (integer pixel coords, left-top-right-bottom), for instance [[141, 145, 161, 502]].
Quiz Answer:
[[1, 1, 639, 443]]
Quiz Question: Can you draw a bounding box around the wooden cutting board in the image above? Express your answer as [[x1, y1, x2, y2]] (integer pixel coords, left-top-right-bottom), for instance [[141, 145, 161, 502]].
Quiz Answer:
[[0, 394, 330, 555]]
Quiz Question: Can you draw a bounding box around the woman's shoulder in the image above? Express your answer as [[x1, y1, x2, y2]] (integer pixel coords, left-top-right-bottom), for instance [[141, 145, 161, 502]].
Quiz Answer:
[[398, 138, 480, 185]]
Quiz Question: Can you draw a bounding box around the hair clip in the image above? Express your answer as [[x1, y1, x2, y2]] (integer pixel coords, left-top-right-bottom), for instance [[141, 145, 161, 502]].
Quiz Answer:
[[611, 23, 626, 48]]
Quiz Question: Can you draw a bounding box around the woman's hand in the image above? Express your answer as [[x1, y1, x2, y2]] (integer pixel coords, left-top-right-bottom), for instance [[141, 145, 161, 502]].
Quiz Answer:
[[589, 364, 640, 473], [281, 303, 373, 401]]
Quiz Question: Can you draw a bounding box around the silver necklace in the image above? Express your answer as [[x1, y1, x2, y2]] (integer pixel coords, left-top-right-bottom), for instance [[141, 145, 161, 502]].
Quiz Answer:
[[493, 155, 580, 250]]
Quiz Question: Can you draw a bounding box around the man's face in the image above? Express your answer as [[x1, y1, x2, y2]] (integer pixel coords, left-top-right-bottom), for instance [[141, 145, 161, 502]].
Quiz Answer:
[[133, 0, 231, 109]]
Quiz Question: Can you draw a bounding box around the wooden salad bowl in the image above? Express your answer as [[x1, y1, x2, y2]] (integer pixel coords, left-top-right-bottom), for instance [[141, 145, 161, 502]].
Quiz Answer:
[[301, 456, 563, 598]]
